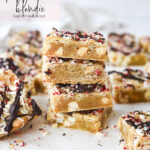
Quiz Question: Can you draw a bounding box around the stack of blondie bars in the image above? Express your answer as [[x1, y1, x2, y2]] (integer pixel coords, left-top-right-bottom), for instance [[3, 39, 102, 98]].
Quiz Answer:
[[42, 28, 113, 133]]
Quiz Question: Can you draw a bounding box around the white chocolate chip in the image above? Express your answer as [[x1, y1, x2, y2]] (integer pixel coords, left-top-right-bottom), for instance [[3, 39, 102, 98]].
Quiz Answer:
[[55, 47, 63, 55], [68, 102, 79, 111], [78, 47, 88, 56], [96, 46, 106, 55]]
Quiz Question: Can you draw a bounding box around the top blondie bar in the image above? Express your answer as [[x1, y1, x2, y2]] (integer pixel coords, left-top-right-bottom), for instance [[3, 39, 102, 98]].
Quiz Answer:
[[43, 28, 107, 61]]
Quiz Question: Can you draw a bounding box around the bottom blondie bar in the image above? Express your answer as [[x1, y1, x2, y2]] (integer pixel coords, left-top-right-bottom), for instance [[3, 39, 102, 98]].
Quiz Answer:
[[47, 107, 112, 133]]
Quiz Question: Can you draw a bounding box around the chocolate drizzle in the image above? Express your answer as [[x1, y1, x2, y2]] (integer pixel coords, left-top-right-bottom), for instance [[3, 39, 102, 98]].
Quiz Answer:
[[0, 86, 9, 117], [31, 99, 42, 117], [108, 33, 135, 47], [4, 82, 24, 133], [7, 46, 42, 66], [123, 111, 150, 136], [56, 83, 106, 93], [0, 58, 23, 76], [67, 108, 104, 116], [49, 28, 105, 43], [110, 46, 142, 55], [23, 31, 42, 48], [108, 68, 150, 82], [49, 57, 99, 64]]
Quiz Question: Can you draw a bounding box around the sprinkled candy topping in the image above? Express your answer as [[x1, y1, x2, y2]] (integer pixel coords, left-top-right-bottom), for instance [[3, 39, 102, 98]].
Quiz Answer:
[[0, 58, 23, 76], [0, 69, 41, 135], [47, 56, 103, 65], [122, 111, 150, 136], [110, 45, 142, 55], [108, 68, 150, 82], [48, 28, 105, 43], [55, 83, 106, 94], [108, 33, 135, 47]]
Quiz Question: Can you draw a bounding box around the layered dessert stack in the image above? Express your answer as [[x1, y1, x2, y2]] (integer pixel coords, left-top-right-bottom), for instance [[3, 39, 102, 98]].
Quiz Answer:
[[42, 28, 113, 133]]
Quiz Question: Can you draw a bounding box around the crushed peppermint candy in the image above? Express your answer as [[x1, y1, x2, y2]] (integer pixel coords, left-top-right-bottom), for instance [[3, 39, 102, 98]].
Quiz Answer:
[[48, 27, 105, 43]]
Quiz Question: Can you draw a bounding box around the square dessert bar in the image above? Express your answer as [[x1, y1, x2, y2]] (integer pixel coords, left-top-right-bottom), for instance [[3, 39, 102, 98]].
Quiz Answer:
[[108, 68, 150, 103], [47, 83, 113, 113], [118, 111, 150, 150], [139, 36, 150, 53], [9, 30, 42, 53], [48, 107, 112, 133], [107, 33, 147, 66], [1, 46, 46, 94], [43, 56, 106, 84], [43, 28, 107, 61], [0, 69, 41, 137]]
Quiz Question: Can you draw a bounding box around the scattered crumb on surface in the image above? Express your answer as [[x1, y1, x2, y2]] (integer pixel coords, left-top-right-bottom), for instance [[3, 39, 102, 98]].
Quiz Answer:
[[62, 133, 66, 136], [9, 139, 25, 150]]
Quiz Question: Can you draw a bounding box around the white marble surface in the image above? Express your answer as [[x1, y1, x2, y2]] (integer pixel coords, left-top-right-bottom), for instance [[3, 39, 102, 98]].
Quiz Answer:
[[0, 95, 149, 150], [0, 58, 147, 150]]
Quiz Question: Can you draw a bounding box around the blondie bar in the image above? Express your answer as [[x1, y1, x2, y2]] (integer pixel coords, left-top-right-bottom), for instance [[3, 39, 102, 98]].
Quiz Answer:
[[43, 28, 107, 61], [139, 36, 150, 53], [48, 106, 112, 133], [108, 68, 150, 103], [9, 30, 42, 53], [118, 111, 150, 150], [47, 83, 113, 113], [1, 46, 46, 94], [0, 69, 41, 137], [107, 33, 147, 66], [43, 56, 106, 84]]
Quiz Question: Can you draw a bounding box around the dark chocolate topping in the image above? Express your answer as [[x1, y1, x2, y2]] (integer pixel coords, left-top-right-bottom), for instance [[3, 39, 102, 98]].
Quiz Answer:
[[108, 68, 150, 82], [24, 31, 42, 48], [67, 108, 104, 115], [0, 58, 23, 76], [31, 99, 42, 117], [49, 27, 105, 43], [49, 57, 103, 65], [45, 69, 52, 75], [56, 83, 106, 93], [110, 45, 142, 55], [123, 111, 150, 136], [0, 86, 9, 117], [4, 82, 24, 133], [108, 33, 135, 47]]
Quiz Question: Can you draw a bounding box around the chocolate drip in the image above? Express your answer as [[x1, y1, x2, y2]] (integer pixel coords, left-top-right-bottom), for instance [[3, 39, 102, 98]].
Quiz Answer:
[[14, 51, 41, 60], [14, 51, 41, 65], [108, 33, 135, 47], [50, 28, 105, 43], [49, 57, 99, 64], [31, 99, 42, 117], [125, 115, 150, 136], [110, 46, 141, 55], [0, 58, 23, 76], [24, 31, 42, 48], [108, 69, 149, 82], [56, 83, 106, 93], [67, 108, 104, 116], [45, 69, 52, 75], [4, 82, 24, 133], [0, 86, 9, 117]]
